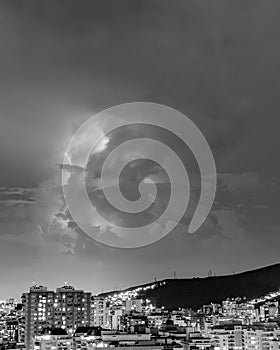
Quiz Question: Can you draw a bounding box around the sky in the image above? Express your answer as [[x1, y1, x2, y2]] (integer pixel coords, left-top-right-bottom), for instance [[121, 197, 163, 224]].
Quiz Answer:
[[0, 0, 280, 299]]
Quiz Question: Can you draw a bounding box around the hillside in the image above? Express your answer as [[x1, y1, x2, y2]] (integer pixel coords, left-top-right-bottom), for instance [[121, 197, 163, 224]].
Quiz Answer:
[[99, 263, 280, 310]]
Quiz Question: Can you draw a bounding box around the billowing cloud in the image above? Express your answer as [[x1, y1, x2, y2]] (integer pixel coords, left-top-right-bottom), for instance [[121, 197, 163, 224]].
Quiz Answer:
[[1, 0, 280, 297]]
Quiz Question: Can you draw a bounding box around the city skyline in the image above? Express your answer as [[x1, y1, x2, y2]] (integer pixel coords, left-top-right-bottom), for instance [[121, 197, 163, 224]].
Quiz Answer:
[[1, 277, 280, 349], [1, 1, 280, 300]]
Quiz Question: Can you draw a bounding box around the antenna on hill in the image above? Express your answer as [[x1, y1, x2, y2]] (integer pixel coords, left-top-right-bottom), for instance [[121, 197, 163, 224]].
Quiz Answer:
[[174, 271, 177, 279]]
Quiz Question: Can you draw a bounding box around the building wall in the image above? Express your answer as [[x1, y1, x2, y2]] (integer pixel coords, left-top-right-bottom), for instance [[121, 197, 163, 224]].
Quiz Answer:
[[22, 286, 91, 349]]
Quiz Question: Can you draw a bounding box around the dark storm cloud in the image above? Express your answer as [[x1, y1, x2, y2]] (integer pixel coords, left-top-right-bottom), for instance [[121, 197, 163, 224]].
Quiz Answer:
[[0, 0, 280, 297], [0, 187, 36, 204]]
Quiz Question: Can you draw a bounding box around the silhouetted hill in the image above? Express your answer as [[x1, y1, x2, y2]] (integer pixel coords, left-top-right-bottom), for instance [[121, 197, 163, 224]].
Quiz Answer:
[[99, 263, 280, 310]]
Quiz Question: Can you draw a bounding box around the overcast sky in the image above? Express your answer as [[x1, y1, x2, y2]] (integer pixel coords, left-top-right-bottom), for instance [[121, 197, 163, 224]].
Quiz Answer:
[[1, 0, 280, 299]]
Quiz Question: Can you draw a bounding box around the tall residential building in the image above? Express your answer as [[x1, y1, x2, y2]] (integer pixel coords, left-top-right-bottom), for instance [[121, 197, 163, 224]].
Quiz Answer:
[[209, 325, 243, 350], [22, 285, 91, 349], [243, 328, 280, 350], [91, 297, 109, 329]]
